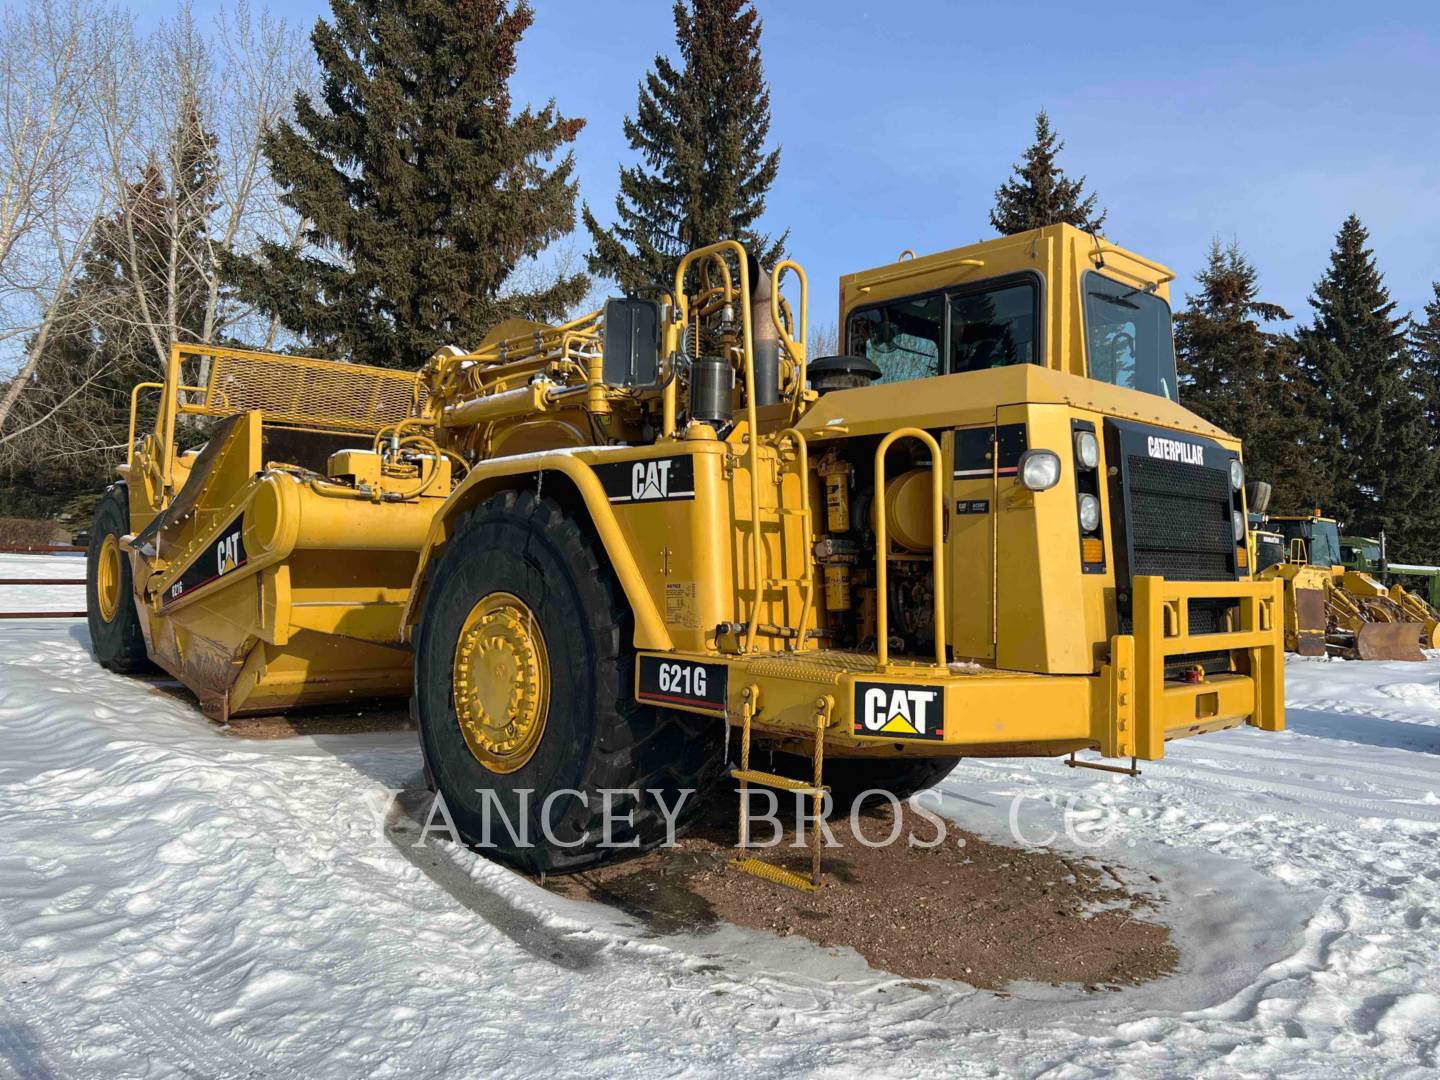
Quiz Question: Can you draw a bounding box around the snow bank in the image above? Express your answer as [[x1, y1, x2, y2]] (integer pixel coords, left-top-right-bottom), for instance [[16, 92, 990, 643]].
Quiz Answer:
[[1, 570, 1438, 1075]]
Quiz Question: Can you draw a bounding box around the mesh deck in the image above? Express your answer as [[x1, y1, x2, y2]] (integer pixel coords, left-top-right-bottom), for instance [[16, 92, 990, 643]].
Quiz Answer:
[[199, 352, 424, 433]]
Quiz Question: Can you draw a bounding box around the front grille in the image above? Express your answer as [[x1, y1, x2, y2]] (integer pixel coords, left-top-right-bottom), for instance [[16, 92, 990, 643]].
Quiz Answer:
[[1124, 454, 1236, 582], [1165, 650, 1233, 679]]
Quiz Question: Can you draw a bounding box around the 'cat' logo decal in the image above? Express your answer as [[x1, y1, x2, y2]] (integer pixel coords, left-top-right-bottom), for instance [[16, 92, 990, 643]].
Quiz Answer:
[[854, 682, 945, 740], [164, 517, 247, 606], [596, 457, 696, 504]]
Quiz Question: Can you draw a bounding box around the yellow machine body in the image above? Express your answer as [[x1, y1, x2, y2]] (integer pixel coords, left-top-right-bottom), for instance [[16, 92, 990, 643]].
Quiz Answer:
[[113, 224, 1283, 766]]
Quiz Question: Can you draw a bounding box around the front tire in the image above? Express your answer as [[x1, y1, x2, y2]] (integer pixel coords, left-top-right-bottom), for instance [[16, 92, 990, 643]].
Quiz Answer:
[[412, 490, 724, 875], [85, 484, 151, 673]]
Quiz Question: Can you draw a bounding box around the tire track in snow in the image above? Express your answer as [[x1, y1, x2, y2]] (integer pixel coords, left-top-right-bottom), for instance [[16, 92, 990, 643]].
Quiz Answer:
[[0, 899, 311, 1080]]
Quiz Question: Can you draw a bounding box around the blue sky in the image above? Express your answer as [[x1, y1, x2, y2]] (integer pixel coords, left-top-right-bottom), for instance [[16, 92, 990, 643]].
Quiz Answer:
[[161, 0, 1440, 329]]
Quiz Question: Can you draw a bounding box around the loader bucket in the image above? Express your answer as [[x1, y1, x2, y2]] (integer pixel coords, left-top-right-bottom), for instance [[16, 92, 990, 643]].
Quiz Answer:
[[1353, 622, 1426, 662]]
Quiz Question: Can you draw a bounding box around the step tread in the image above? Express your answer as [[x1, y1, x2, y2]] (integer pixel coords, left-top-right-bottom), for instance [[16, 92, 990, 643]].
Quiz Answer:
[[731, 857, 817, 892], [730, 767, 825, 794]]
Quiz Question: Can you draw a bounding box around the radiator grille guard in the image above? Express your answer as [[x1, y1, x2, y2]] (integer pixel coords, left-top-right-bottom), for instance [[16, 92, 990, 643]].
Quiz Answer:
[[1107, 419, 1241, 659]]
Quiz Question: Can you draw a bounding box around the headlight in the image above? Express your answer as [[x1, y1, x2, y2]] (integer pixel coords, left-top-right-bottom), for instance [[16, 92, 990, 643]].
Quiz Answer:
[[1075, 431, 1100, 470], [1230, 458, 1244, 492], [1078, 493, 1101, 532], [1232, 510, 1245, 540], [1018, 450, 1061, 491]]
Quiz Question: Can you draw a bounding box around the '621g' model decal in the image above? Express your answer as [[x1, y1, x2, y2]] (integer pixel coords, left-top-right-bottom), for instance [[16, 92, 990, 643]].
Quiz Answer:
[[164, 516, 247, 606], [636, 654, 728, 716]]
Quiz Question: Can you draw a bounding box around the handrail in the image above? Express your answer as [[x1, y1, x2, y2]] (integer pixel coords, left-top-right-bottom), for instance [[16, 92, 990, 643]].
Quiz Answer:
[[874, 427, 946, 669], [127, 382, 164, 469], [858, 257, 983, 295], [770, 259, 808, 417], [775, 427, 813, 651], [1086, 242, 1177, 285], [673, 240, 763, 651]]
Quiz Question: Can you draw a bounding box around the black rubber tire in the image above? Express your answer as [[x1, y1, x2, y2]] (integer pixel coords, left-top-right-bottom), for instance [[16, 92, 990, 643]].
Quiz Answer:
[[85, 485, 152, 673], [412, 490, 725, 875], [764, 751, 961, 815]]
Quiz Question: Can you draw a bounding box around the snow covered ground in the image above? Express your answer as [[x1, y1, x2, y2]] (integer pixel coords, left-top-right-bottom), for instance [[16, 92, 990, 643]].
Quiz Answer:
[[2, 554, 1440, 1077]]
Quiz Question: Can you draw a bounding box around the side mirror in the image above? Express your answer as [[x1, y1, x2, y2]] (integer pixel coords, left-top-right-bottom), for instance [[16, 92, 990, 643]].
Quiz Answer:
[[602, 297, 662, 388], [1245, 480, 1272, 515]]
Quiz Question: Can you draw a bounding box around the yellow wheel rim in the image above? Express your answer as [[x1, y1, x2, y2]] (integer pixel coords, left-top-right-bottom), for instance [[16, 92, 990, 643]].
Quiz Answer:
[[96, 534, 122, 623], [453, 592, 550, 774]]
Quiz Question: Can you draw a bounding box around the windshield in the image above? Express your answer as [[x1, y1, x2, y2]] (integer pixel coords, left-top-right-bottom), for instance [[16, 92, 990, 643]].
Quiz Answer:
[[1275, 519, 1341, 567], [1083, 273, 1178, 400]]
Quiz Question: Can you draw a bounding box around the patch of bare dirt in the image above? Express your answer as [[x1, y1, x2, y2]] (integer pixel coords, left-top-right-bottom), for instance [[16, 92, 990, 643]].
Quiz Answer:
[[543, 800, 1177, 991]]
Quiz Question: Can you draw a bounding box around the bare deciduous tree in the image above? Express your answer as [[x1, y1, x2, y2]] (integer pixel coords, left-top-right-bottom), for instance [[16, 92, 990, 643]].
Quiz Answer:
[[0, 0, 314, 493], [0, 0, 129, 436]]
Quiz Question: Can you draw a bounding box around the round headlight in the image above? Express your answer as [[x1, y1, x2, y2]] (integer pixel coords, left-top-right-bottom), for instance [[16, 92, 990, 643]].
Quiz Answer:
[[1078, 493, 1101, 532], [1232, 510, 1245, 540], [1230, 458, 1244, 492], [1075, 431, 1100, 470], [1018, 450, 1061, 492]]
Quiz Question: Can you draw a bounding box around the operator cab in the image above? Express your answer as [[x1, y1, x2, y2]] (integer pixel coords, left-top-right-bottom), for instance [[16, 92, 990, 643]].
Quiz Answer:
[[840, 223, 1179, 400], [1269, 514, 1342, 568]]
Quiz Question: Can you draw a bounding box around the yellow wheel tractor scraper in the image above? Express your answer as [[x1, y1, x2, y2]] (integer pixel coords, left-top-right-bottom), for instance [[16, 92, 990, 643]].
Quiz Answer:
[[1253, 504, 1425, 662], [90, 225, 1286, 887]]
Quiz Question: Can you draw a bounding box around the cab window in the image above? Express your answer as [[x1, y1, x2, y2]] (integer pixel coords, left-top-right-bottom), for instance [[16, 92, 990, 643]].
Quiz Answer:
[[846, 276, 1040, 386], [1084, 272, 1178, 399], [949, 280, 1038, 373], [846, 294, 943, 384]]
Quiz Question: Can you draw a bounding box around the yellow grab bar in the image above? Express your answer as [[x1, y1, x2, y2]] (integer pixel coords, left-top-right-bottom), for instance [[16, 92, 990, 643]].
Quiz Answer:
[[127, 382, 165, 469], [874, 427, 946, 668], [775, 427, 814, 651], [769, 259, 808, 413]]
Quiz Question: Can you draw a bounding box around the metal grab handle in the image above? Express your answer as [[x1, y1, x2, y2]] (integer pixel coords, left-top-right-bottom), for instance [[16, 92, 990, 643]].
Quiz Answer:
[[874, 427, 946, 669], [769, 260, 808, 411], [775, 427, 813, 650]]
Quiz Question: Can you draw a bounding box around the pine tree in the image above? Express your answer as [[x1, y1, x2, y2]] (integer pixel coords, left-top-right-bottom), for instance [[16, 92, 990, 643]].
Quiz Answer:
[[1175, 240, 1327, 510], [1411, 281, 1440, 428], [225, 0, 586, 369], [583, 0, 784, 294], [1294, 215, 1438, 556], [990, 110, 1106, 236]]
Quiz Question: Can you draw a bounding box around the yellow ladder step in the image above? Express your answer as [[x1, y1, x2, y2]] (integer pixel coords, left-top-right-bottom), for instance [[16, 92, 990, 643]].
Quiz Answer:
[[731, 767, 825, 795], [730, 857, 816, 892]]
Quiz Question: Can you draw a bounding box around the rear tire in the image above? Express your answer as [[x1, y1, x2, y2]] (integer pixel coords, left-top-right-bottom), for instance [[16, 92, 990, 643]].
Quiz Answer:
[[85, 485, 152, 673], [412, 490, 724, 875]]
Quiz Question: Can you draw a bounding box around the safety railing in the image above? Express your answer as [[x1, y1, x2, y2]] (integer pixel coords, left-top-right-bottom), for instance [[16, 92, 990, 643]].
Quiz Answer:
[[770, 260, 808, 421], [668, 243, 816, 654], [774, 427, 814, 651], [672, 241, 765, 652], [873, 428, 946, 669]]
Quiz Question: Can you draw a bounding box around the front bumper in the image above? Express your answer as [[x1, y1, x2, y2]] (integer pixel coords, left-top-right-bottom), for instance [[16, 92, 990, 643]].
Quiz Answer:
[[637, 575, 1286, 763]]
